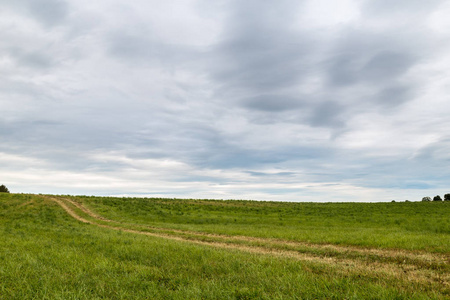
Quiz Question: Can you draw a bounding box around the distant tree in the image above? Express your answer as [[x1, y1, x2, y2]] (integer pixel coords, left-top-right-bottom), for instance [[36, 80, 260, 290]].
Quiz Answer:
[[444, 194, 450, 201], [433, 195, 442, 202], [422, 196, 431, 202], [0, 185, 9, 193]]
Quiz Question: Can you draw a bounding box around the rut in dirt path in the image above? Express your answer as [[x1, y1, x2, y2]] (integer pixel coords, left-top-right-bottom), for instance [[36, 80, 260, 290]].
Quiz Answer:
[[45, 195, 450, 289], [54, 196, 449, 266]]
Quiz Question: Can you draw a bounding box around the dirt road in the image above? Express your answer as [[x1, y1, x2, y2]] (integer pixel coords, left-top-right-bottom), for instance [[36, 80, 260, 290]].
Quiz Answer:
[[45, 195, 450, 291]]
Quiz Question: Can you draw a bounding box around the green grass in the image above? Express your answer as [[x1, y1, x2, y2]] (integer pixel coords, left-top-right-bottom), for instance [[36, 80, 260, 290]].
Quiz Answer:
[[0, 193, 449, 299], [76, 195, 450, 252]]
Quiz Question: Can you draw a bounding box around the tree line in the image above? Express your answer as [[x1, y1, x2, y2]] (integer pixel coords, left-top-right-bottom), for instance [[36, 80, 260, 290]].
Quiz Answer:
[[422, 194, 450, 202]]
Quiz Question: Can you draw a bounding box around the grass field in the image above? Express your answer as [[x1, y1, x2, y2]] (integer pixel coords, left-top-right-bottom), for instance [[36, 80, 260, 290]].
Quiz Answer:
[[0, 193, 449, 299]]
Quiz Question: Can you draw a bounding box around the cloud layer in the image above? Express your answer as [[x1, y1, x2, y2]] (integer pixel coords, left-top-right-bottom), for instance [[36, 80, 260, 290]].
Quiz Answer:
[[1, 0, 450, 201]]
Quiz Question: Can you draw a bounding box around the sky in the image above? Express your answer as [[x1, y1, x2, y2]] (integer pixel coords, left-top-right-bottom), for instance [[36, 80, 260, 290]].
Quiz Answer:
[[1, 0, 450, 202]]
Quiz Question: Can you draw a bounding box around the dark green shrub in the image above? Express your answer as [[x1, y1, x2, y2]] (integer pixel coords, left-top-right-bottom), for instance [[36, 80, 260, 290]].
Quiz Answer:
[[0, 184, 10, 193], [444, 194, 450, 201], [433, 195, 442, 202]]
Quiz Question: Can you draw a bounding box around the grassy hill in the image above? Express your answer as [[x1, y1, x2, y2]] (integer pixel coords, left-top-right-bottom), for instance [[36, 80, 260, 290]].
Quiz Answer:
[[1, 193, 449, 299]]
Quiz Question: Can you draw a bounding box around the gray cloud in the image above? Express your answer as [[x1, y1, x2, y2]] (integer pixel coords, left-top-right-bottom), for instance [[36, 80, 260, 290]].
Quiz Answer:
[[6, 48, 54, 70], [107, 32, 183, 67], [327, 35, 418, 88], [309, 101, 345, 128], [246, 171, 297, 177], [361, 51, 414, 82], [240, 95, 305, 112], [414, 138, 450, 163], [211, 0, 315, 97], [213, 36, 312, 92], [28, 0, 69, 27], [209, 1, 427, 133], [375, 85, 412, 108], [363, 0, 444, 16], [0, 0, 69, 27]]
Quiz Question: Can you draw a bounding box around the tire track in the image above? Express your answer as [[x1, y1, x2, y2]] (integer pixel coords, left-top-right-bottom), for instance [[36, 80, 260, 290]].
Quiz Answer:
[[55, 196, 449, 268], [46, 195, 450, 289]]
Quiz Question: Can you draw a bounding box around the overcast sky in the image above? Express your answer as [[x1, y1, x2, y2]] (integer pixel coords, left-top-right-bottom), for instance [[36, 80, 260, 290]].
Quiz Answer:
[[1, 0, 450, 201]]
